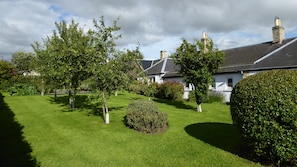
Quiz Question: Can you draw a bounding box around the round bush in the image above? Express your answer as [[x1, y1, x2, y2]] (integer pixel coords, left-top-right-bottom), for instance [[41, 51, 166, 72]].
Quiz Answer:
[[125, 100, 168, 134], [230, 70, 297, 166]]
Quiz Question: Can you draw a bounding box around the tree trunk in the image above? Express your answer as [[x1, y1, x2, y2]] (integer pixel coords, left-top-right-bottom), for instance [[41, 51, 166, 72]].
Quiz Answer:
[[105, 103, 109, 124], [197, 104, 202, 112], [69, 90, 75, 109], [41, 79, 45, 96], [115, 90, 118, 96], [102, 92, 109, 124], [54, 89, 57, 102]]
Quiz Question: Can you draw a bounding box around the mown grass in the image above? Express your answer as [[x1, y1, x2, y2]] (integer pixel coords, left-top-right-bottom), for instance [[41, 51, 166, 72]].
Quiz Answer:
[[0, 92, 261, 167]]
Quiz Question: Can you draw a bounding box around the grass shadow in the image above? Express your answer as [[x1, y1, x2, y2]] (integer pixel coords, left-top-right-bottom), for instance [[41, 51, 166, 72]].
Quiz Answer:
[[153, 98, 196, 111], [184, 122, 253, 161], [0, 93, 40, 166], [49, 94, 125, 121], [49, 94, 95, 110]]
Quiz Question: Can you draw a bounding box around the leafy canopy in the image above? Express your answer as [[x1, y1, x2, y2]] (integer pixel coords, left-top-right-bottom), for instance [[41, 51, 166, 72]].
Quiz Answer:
[[172, 38, 224, 111]]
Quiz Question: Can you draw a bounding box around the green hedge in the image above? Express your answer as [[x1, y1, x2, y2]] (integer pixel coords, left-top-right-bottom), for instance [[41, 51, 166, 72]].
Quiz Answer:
[[230, 70, 297, 166], [155, 82, 184, 101], [188, 90, 225, 103], [124, 100, 168, 134], [129, 81, 184, 101]]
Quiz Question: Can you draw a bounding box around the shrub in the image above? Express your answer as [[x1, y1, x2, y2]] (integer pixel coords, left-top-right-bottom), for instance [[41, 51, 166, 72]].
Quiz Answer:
[[128, 81, 142, 94], [230, 70, 297, 166], [155, 82, 184, 100], [188, 90, 224, 103], [125, 100, 168, 134], [8, 83, 38, 96], [139, 82, 158, 97]]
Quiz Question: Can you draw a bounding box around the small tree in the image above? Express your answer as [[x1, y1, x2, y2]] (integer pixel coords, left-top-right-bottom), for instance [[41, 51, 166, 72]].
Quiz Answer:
[[88, 17, 121, 124], [172, 36, 224, 112]]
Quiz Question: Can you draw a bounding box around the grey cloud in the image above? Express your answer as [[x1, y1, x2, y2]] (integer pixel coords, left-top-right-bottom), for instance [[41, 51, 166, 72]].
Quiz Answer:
[[1, 0, 297, 60]]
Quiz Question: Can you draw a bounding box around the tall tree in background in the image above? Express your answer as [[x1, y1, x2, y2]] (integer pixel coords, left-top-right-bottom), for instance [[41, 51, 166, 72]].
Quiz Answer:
[[11, 51, 36, 74], [32, 41, 63, 97], [112, 46, 144, 95], [172, 35, 224, 112]]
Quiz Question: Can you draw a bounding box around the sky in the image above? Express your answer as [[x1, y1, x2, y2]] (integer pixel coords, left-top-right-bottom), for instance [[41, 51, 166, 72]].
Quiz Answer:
[[1, 0, 297, 60]]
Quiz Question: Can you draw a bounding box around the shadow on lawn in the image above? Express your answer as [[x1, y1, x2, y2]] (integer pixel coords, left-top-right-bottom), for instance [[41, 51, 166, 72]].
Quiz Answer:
[[0, 93, 40, 166], [49, 94, 124, 121], [49, 94, 95, 111], [185, 122, 253, 161], [153, 98, 196, 111]]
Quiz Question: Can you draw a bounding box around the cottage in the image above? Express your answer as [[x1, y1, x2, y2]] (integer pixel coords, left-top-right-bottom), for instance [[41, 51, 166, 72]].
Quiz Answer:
[[142, 17, 297, 102]]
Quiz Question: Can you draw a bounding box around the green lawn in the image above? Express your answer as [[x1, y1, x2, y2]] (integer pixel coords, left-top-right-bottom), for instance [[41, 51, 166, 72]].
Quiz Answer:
[[0, 92, 261, 167]]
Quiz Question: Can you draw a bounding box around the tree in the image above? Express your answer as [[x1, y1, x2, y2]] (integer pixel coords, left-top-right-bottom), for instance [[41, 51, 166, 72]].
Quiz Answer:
[[0, 60, 15, 90], [32, 19, 93, 107], [88, 17, 121, 124], [11, 51, 36, 74], [172, 36, 224, 112], [32, 42, 63, 97], [112, 46, 144, 95]]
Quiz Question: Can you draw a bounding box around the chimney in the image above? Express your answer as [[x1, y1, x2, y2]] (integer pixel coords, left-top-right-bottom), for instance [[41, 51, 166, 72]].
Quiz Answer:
[[160, 51, 168, 59], [272, 17, 285, 44], [201, 31, 209, 53]]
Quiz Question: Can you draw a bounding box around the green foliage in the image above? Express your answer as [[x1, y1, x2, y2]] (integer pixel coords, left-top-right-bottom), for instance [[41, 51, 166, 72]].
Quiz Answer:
[[8, 83, 38, 96], [128, 81, 143, 94], [172, 38, 224, 111], [155, 82, 184, 101], [32, 17, 121, 109], [125, 100, 168, 134], [230, 70, 297, 166], [114, 46, 144, 90], [0, 60, 15, 90], [189, 90, 225, 103], [11, 51, 36, 73]]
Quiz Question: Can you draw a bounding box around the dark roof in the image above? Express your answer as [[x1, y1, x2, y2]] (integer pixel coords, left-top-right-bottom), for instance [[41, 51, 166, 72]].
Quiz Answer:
[[143, 37, 297, 77], [140, 60, 154, 70], [145, 58, 179, 75], [219, 37, 297, 73]]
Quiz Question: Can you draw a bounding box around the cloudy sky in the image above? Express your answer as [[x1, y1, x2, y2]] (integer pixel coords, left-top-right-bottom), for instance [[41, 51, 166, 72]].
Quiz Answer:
[[1, 0, 297, 60]]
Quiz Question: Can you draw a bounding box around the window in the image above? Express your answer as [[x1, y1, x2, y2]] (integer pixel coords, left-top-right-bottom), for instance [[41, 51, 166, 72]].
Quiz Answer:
[[227, 78, 233, 88]]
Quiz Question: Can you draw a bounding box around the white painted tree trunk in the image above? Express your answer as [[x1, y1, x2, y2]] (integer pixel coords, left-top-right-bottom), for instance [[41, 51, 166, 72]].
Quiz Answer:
[[197, 104, 202, 112], [102, 92, 110, 124], [105, 110, 110, 124], [115, 90, 118, 96]]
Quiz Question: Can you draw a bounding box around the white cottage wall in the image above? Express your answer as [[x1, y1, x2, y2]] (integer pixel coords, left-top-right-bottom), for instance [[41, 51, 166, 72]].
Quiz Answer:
[[213, 73, 243, 102]]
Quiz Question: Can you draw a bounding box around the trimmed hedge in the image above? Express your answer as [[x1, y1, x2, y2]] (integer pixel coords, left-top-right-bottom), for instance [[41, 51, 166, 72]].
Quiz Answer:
[[129, 81, 184, 101], [230, 70, 297, 166], [188, 90, 225, 103], [125, 100, 168, 134]]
